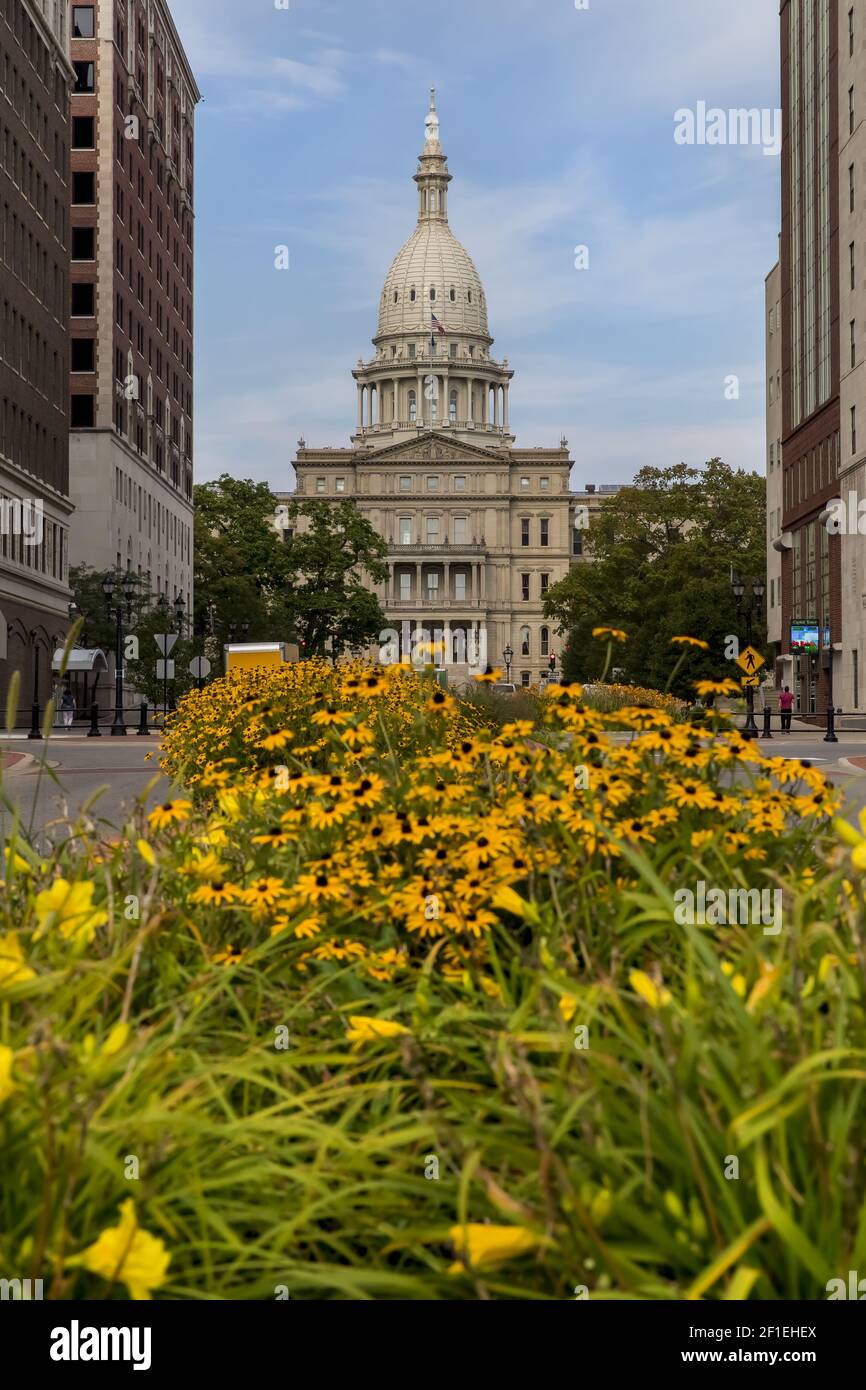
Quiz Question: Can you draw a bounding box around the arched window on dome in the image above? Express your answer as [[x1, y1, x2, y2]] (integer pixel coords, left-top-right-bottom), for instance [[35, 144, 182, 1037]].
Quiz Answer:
[[430, 287, 436, 301], [408, 390, 417, 423], [410, 287, 416, 302], [449, 390, 457, 423], [393, 290, 398, 303], [450, 287, 456, 302], [467, 289, 472, 303], [430, 189, 438, 211]]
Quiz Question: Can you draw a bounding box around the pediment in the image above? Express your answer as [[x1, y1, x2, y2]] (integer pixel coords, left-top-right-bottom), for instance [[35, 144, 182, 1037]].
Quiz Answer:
[[360, 432, 505, 465]]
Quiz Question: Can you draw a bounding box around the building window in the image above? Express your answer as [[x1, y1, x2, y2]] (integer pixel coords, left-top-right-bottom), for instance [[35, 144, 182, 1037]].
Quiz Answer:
[[455, 571, 467, 600], [853, 320, 857, 369], [853, 406, 857, 456], [73, 61, 95, 92], [520, 477, 530, 490], [399, 517, 412, 545], [335, 478, 346, 493], [449, 391, 457, 421], [573, 531, 583, 556], [540, 477, 550, 490], [399, 476, 412, 492], [71, 227, 95, 260], [72, 5, 95, 37], [72, 282, 95, 316], [71, 339, 95, 372], [541, 627, 550, 657], [393, 290, 399, 303], [851, 7, 856, 57], [426, 476, 439, 492], [850, 86, 856, 136], [453, 517, 467, 544], [427, 571, 439, 596], [72, 116, 95, 149], [400, 572, 411, 599], [408, 390, 417, 421], [72, 171, 96, 205], [855, 648, 860, 708], [520, 626, 531, 657], [449, 344, 457, 360], [521, 518, 530, 547], [852, 242, 857, 290], [521, 671, 531, 688], [316, 477, 326, 493], [540, 573, 549, 595], [410, 288, 416, 302], [521, 573, 530, 601], [450, 287, 456, 301], [426, 517, 440, 543], [851, 164, 856, 214], [71, 395, 95, 428], [429, 287, 436, 301], [540, 518, 550, 547]]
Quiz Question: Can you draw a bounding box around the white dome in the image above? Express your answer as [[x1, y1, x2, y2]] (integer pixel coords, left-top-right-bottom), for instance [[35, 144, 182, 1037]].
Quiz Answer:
[[378, 222, 488, 339]]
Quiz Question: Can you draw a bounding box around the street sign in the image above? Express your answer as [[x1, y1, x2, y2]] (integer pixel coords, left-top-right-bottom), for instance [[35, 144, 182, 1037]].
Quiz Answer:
[[156, 659, 176, 680], [154, 633, 178, 657], [741, 675, 760, 689], [189, 656, 211, 680], [736, 646, 765, 676]]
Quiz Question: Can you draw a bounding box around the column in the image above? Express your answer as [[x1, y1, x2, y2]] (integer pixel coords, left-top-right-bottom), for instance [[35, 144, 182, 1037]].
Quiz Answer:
[[402, 618, 411, 664], [444, 559, 451, 601], [493, 386, 499, 428], [466, 378, 472, 424], [443, 372, 449, 426], [416, 561, 422, 602], [504, 384, 510, 431], [444, 619, 452, 666], [357, 384, 363, 431], [417, 370, 424, 427], [479, 561, 486, 603]]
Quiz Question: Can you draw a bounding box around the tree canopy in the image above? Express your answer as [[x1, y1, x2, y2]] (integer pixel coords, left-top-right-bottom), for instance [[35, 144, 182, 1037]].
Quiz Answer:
[[544, 460, 767, 694]]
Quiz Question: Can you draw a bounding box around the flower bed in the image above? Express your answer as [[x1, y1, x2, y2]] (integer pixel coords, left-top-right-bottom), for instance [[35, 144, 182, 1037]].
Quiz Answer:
[[1, 660, 864, 1300]]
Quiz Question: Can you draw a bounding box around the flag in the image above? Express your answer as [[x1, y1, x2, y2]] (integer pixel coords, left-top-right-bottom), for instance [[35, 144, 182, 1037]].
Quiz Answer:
[[431, 313, 447, 334]]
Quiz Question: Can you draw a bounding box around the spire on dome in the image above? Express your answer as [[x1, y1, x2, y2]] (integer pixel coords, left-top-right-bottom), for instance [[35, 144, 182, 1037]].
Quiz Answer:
[[424, 87, 440, 149], [415, 87, 450, 222]]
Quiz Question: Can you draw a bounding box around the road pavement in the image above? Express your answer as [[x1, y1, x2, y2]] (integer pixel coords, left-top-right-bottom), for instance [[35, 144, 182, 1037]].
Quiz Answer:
[[0, 734, 172, 848]]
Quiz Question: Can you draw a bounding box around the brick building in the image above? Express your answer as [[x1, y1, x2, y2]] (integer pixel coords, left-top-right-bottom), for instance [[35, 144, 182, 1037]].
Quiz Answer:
[[0, 0, 75, 711], [67, 0, 199, 616]]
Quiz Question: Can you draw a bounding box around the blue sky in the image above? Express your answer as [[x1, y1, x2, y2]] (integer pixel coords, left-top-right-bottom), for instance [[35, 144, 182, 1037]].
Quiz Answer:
[[168, 0, 780, 492]]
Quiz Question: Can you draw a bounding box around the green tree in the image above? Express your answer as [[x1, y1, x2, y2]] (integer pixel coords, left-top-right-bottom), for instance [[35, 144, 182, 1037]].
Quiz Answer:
[[544, 460, 767, 695], [193, 476, 292, 641], [282, 500, 389, 658]]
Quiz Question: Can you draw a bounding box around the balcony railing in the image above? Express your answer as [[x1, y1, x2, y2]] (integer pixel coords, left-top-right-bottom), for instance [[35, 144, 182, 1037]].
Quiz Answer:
[[388, 597, 483, 610], [388, 541, 486, 554]]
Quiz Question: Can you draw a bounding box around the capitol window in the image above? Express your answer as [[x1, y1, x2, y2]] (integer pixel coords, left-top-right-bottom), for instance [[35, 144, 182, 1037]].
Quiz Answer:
[[453, 517, 467, 543], [450, 287, 456, 301], [426, 476, 439, 492], [520, 477, 530, 490], [399, 476, 412, 491], [316, 477, 326, 493], [454, 476, 466, 490], [409, 390, 417, 420], [335, 478, 346, 492], [408, 344, 416, 360], [399, 517, 412, 545], [540, 477, 550, 490], [520, 626, 531, 657], [430, 287, 436, 301], [467, 289, 472, 303], [393, 290, 398, 302], [410, 288, 416, 302], [449, 391, 457, 421]]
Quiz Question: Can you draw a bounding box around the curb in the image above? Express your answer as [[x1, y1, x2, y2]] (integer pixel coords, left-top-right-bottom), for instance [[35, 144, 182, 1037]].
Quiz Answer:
[[837, 757, 866, 777], [0, 750, 39, 777]]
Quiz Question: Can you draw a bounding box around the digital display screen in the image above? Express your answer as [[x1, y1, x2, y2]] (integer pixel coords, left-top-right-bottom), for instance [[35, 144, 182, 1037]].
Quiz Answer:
[[790, 623, 829, 654]]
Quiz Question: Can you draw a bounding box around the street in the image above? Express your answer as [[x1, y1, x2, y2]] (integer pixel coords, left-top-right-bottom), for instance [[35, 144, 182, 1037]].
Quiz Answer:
[[0, 734, 172, 849]]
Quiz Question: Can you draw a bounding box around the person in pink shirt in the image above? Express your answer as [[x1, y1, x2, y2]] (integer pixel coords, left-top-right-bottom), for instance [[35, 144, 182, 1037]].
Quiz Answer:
[[779, 686, 794, 732]]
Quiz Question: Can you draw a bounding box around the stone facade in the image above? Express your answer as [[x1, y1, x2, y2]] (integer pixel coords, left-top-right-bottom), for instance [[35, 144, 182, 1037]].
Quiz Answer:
[[283, 95, 618, 685], [0, 0, 75, 712], [67, 0, 198, 612]]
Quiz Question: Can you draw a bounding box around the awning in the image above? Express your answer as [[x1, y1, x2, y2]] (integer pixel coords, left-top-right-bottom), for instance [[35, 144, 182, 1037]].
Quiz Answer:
[[52, 648, 109, 673]]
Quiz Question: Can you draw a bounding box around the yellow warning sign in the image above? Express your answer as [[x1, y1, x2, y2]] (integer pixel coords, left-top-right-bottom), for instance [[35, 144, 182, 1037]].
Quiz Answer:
[[741, 675, 760, 689], [736, 646, 766, 676]]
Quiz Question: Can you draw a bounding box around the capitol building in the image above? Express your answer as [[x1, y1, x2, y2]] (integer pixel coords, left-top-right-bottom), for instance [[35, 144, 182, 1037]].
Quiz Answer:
[[280, 93, 617, 684]]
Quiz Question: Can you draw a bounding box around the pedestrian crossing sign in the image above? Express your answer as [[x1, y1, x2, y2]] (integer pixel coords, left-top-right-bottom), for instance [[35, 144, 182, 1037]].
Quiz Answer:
[[741, 675, 760, 689], [736, 646, 765, 676]]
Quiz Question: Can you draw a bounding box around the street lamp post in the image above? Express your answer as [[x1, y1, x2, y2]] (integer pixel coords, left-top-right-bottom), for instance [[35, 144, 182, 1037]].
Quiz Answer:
[[28, 629, 41, 740], [731, 573, 764, 740], [503, 643, 513, 684], [103, 572, 137, 736]]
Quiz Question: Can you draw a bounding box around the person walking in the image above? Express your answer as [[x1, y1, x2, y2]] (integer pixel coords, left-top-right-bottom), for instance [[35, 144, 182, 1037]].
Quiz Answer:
[[779, 685, 794, 733], [60, 687, 75, 730]]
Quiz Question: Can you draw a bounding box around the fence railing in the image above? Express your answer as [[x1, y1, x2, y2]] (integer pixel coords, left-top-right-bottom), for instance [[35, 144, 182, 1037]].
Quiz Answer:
[[6, 702, 166, 738]]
